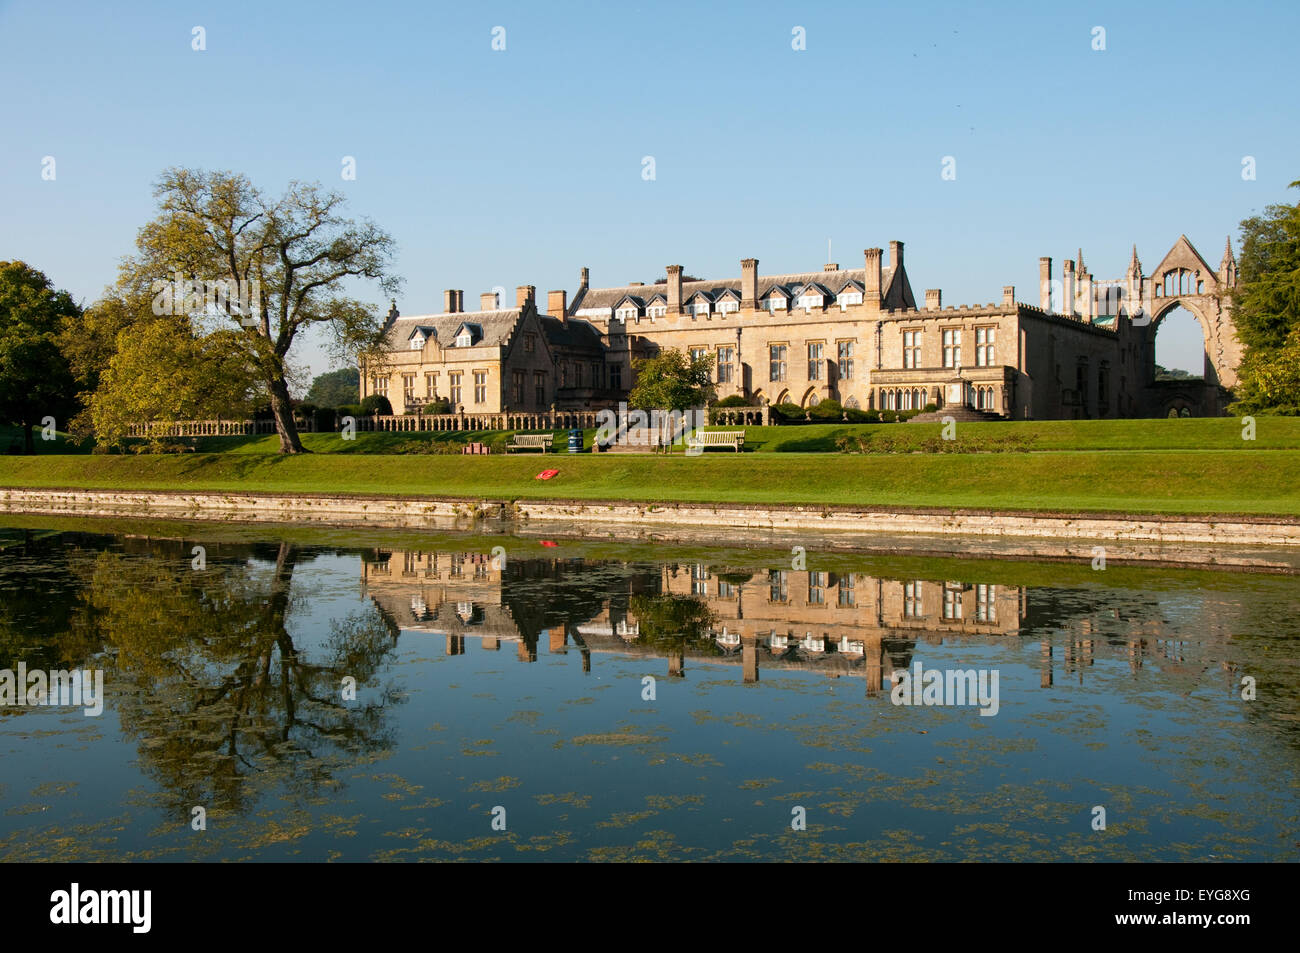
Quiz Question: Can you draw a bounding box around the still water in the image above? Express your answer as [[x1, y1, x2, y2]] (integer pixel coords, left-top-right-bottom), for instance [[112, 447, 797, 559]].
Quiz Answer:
[[0, 520, 1296, 862]]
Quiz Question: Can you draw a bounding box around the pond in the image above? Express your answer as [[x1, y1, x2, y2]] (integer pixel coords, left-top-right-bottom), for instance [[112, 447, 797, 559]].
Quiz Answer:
[[0, 520, 1296, 861]]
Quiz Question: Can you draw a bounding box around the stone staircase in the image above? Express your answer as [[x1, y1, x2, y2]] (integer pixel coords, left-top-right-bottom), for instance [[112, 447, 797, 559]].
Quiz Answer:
[[906, 407, 1005, 423]]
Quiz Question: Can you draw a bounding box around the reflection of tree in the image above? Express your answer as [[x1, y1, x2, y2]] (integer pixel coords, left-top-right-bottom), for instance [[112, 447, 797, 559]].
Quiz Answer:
[[0, 531, 104, 687], [69, 542, 402, 819], [627, 593, 718, 653]]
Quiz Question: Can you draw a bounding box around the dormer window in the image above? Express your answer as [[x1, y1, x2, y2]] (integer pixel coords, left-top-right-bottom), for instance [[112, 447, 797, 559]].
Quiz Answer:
[[718, 300, 738, 314], [837, 292, 862, 310], [765, 296, 787, 312], [615, 306, 638, 321], [410, 334, 425, 350], [799, 292, 823, 312], [693, 300, 711, 316], [455, 332, 472, 347], [647, 305, 667, 318]]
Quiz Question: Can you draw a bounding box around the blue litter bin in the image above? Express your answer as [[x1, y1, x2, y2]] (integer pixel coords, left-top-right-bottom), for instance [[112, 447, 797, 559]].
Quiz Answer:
[[567, 428, 582, 453]]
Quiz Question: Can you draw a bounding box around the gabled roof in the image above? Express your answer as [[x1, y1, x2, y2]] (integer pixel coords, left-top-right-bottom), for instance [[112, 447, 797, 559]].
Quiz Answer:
[[408, 325, 437, 341], [1150, 235, 1218, 283], [612, 294, 645, 310], [795, 282, 833, 298], [453, 322, 483, 344], [684, 289, 715, 304]]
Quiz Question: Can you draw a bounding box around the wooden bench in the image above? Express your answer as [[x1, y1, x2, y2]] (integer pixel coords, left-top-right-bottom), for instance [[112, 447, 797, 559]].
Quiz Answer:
[[685, 430, 745, 453], [506, 433, 553, 453]]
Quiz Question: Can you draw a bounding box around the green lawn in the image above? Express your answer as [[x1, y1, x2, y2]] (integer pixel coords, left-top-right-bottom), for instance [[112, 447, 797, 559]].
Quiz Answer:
[[1, 449, 1297, 516], [38, 415, 1289, 456]]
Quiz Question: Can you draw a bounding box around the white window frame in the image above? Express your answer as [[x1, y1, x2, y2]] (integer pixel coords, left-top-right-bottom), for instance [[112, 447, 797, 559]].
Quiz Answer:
[[942, 329, 962, 369]]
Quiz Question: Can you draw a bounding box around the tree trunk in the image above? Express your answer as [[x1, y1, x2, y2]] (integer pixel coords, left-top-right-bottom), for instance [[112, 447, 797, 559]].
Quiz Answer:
[[268, 373, 307, 454]]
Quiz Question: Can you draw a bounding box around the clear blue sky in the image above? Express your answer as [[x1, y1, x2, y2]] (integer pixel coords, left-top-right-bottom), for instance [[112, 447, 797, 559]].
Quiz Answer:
[[3, 0, 1297, 385]]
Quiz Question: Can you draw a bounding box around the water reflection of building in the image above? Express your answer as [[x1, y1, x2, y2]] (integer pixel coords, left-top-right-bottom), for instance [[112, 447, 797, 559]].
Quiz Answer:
[[362, 551, 1028, 693]]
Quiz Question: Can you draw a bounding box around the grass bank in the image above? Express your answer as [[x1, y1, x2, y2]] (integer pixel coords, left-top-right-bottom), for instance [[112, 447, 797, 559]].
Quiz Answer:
[[1, 450, 1298, 516], [7, 417, 1297, 456]]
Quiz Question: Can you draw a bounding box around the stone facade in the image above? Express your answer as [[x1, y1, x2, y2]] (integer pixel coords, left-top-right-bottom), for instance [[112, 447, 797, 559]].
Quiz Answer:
[[362, 236, 1241, 419]]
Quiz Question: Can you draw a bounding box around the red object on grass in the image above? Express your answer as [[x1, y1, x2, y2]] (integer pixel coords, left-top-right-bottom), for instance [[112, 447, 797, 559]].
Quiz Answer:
[[540, 541, 558, 547], [536, 469, 559, 480]]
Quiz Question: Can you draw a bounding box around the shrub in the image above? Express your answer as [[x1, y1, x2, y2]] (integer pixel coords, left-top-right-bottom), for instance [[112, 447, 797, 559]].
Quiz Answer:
[[422, 398, 452, 415], [313, 407, 337, 432], [807, 399, 844, 421], [336, 403, 363, 419], [922, 403, 938, 413], [771, 402, 807, 422], [713, 394, 753, 408], [879, 409, 897, 423], [360, 394, 392, 416], [845, 408, 876, 423]]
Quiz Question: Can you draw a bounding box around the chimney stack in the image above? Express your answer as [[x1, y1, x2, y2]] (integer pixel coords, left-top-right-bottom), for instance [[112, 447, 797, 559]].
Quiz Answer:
[[889, 240, 904, 273], [443, 289, 458, 313], [547, 289, 567, 321], [1038, 257, 1053, 311], [741, 258, 758, 310], [580, 266, 590, 288], [863, 249, 882, 306], [1062, 259, 1076, 316], [515, 285, 535, 308], [666, 265, 684, 314], [1002, 285, 1015, 308], [823, 262, 840, 272], [925, 289, 942, 310], [454, 290, 464, 312], [480, 291, 498, 311]]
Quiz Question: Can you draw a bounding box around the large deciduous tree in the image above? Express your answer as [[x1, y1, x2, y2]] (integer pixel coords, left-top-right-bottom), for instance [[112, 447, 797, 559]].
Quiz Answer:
[[1232, 181, 1300, 414], [117, 168, 400, 453], [0, 261, 80, 453]]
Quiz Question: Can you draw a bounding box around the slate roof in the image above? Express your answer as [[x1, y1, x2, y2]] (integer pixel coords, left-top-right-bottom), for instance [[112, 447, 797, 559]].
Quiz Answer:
[[540, 315, 605, 354], [572, 263, 912, 314], [383, 309, 523, 350]]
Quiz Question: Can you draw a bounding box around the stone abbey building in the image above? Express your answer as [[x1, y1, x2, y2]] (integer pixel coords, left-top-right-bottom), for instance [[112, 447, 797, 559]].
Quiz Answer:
[[360, 235, 1240, 420]]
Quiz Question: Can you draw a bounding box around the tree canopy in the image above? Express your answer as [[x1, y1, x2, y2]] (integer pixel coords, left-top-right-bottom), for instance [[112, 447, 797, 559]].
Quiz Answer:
[[627, 348, 715, 411], [0, 261, 80, 453], [1232, 181, 1300, 414], [304, 367, 360, 408]]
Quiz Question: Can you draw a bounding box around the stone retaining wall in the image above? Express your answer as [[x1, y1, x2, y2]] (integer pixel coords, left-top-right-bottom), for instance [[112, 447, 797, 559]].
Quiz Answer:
[[2, 488, 1298, 568]]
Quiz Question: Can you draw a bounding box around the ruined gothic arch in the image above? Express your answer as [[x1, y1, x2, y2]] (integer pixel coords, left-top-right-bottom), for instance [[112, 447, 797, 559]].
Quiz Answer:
[[1137, 235, 1242, 390], [1149, 298, 1217, 382]]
